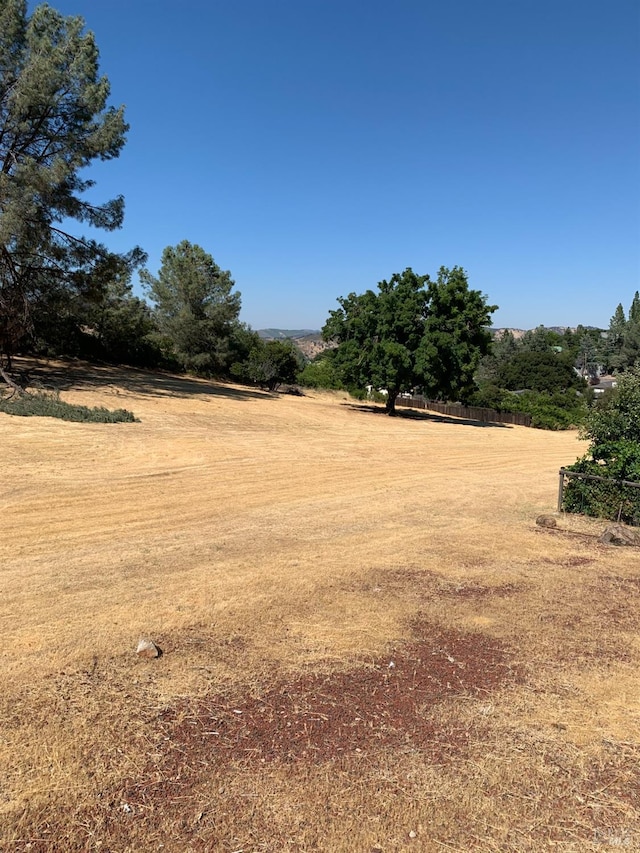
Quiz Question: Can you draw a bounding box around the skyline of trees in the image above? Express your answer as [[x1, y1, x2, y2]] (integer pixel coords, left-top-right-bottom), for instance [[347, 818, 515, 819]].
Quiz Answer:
[[0, 1, 636, 404]]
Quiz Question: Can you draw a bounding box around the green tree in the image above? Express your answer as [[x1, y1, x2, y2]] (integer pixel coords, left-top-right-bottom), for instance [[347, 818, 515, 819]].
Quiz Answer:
[[602, 296, 640, 373], [84, 277, 161, 367], [297, 351, 342, 390], [619, 292, 640, 371], [417, 267, 498, 404], [141, 240, 242, 375], [520, 325, 562, 353], [236, 339, 300, 391], [476, 329, 519, 385], [323, 266, 496, 414], [497, 349, 585, 393], [575, 333, 600, 381], [604, 303, 627, 372], [581, 369, 640, 447], [0, 0, 144, 381]]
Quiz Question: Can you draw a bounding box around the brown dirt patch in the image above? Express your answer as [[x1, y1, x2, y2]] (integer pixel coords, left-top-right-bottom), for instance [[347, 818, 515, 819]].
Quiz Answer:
[[152, 623, 518, 767], [116, 624, 518, 823]]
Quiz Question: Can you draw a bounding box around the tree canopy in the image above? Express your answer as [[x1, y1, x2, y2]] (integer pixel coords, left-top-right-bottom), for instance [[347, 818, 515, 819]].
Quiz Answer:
[[323, 266, 496, 414], [141, 240, 242, 375], [497, 349, 585, 393], [234, 338, 300, 391], [0, 0, 143, 378], [603, 293, 640, 373]]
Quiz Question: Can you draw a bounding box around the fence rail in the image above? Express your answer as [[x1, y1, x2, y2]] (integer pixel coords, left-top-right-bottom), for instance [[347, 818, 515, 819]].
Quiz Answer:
[[557, 467, 640, 514], [395, 396, 532, 427]]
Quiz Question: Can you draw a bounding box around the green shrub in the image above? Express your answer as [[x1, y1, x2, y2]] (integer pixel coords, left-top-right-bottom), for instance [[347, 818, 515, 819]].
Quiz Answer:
[[297, 356, 342, 390], [468, 383, 589, 430], [562, 370, 640, 524], [0, 390, 137, 423], [562, 457, 640, 525]]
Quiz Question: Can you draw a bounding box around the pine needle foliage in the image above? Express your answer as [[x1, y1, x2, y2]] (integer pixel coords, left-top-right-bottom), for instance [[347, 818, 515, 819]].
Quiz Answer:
[[0, 1, 144, 371]]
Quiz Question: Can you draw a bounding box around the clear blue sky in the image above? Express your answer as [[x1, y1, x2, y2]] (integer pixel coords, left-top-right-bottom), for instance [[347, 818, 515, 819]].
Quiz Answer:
[[32, 0, 640, 330]]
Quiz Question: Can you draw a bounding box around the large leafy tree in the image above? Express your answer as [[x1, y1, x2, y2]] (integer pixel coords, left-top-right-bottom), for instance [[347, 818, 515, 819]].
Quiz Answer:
[[141, 240, 242, 375], [0, 0, 144, 381], [323, 266, 496, 414]]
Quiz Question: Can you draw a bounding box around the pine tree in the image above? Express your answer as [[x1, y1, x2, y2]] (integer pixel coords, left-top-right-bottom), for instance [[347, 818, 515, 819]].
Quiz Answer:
[[141, 241, 242, 375], [0, 1, 143, 378]]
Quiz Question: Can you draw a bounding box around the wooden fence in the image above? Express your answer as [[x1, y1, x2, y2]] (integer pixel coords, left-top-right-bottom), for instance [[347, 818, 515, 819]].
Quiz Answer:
[[395, 396, 532, 427]]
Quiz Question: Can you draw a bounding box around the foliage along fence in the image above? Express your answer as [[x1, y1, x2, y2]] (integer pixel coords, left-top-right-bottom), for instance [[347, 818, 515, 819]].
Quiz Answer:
[[395, 396, 532, 427], [558, 468, 640, 526]]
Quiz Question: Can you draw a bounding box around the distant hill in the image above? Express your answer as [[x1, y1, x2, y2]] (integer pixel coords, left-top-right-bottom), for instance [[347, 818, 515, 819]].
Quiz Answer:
[[256, 329, 333, 360], [257, 329, 319, 340], [492, 326, 603, 339], [258, 325, 605, 361]]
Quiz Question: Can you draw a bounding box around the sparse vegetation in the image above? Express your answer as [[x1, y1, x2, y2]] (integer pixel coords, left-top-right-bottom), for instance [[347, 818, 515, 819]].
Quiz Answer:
[[0, 389, 136, 422]]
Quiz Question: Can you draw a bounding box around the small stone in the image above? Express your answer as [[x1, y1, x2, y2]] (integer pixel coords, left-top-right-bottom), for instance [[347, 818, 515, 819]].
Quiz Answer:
[[409, 830, 417, 838], [136, 638, 160, 658], [536, 514, 557, 528]]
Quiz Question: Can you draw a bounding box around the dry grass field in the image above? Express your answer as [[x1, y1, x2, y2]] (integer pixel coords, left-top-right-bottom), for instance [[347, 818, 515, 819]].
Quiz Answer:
[[1, 360, 638, 852]]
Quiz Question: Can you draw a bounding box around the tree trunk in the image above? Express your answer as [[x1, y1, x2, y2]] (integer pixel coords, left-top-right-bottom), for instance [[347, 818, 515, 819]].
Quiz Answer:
[[0, 364, 24, 397], [385, 390, 398, 415]]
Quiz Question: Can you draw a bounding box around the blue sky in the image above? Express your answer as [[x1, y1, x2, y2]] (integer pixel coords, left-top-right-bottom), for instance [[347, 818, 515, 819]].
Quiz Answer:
[[33, 0, 640, 330]]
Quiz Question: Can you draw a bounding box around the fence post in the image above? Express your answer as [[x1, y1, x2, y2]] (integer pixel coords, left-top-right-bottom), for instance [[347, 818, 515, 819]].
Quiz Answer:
[[557, 469, 565, 512]]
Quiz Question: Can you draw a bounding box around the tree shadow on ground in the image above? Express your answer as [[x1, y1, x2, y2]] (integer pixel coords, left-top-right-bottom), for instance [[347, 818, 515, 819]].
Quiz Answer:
[[341, 402, 511, 429], [13, 357, 272, 402]]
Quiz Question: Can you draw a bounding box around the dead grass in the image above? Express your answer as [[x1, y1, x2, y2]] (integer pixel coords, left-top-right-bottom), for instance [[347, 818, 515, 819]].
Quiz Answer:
[[0, 358, 638, 852]]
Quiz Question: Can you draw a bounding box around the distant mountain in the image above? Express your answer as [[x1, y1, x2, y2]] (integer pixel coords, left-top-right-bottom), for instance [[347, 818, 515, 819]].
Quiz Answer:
[[257, 329, 319, 340], [492, 325, 604, 339], [258, 325, 605, 361]]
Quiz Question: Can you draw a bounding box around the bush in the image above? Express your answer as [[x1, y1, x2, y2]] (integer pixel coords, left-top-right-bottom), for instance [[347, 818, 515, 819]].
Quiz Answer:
[[297, 356, 342, 390], [562, 453, 640, 525], [0, 390, 137, 423], [562, 369, 640, 523]]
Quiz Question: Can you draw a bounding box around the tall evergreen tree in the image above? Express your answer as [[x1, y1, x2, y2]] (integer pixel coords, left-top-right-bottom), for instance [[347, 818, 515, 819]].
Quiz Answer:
[[604, 303, 626, 372], [141, 240, 242, 375], [0, 1, 144, 380]]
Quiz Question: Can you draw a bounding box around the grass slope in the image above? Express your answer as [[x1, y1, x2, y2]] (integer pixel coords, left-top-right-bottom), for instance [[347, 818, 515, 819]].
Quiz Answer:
[[0, 359, 638, 852]]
